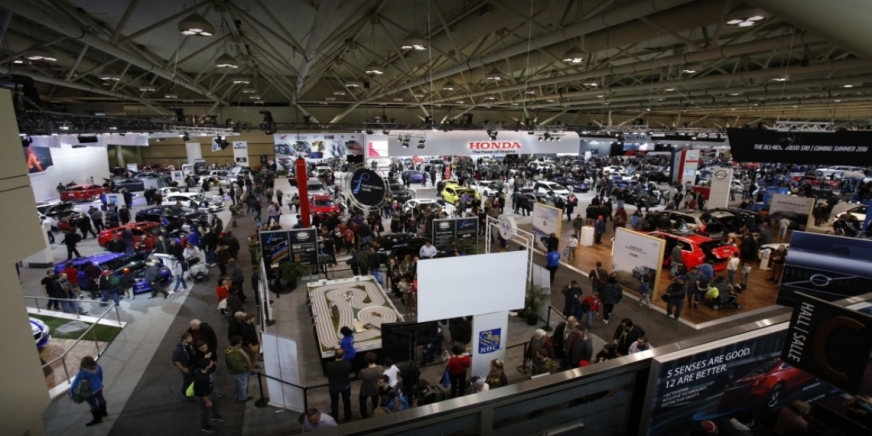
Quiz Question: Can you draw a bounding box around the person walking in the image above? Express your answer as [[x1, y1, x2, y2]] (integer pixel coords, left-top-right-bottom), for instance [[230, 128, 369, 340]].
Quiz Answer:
[[69, 356, 108, 426], [725, 252, 740, 287], [98, 269, 120, 307], [325, 349, 353, 422], [563, 324, 593, 369], [239, 313, 261, 368], [600, 273, 623, 325], [594, 215, 606, 244], [193, 358, 224, 433], [172, 332, 195, 398], [561, 280, 583, 318], [545, 247, 560, 285], [567, 234, 578, 260], [357, 352, 384, 419], [224, 335, 254, 403], [664, 276, 686, 321], [62, 230, 82, 260]]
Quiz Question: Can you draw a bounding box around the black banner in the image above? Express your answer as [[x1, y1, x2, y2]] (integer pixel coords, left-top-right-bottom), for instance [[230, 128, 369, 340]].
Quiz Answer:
[[727, 128, 872, 165], [349, 168, 387, 207], [431, 219, 456, 250], [259, 230, 290, 282], [782, 293, 872, 395], [455, 217, 479, 243], [288, 228, 319, 271]]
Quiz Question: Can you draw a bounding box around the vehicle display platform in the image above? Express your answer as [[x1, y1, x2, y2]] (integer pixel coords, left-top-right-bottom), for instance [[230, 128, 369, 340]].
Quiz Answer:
[[307, 276, 404, 360]]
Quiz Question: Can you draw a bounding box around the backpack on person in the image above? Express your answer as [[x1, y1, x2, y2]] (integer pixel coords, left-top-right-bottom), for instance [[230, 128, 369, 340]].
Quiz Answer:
[[389, 392, 410, 411]]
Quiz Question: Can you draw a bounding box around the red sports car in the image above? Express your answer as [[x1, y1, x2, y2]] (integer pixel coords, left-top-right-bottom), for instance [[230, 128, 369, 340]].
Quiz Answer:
[[60, 184, 106, 202], [718, 358, 815, 411], [790, 175, 840, 190], [98, 222, 187, 251], [647, 230, 738, 272], [310, 194, 342, 217]]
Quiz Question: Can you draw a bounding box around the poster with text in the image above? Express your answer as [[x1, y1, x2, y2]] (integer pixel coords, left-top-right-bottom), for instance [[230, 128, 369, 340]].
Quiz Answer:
[[612, 228, 665, 299], [232, 141, 249, 167], [431, 218, 457, 250], [769, 194, 814, 231], [288, 228, 319, 271], [259, 230, 291, 282], [532, 203, 563, 251], [273, 133, 363, 164]]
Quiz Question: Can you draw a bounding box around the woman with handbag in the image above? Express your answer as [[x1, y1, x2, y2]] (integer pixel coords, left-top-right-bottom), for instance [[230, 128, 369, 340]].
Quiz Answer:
[[69, 356, 107, 426]]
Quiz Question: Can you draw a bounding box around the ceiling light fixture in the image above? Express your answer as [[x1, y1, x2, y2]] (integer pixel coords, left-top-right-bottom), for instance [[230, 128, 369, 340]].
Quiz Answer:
[[365, 62, 384, 75], [844, 84, 855, 88], [442, 81, 456, 91], [178, 13, 215, 36], [249, 95, 262, 100], [772, 76, 788, 82], [324, 96, 336, 101], [584, 82, 598, 87], [393, 98, 404, 102], [333, 90, 346, 96], [241, 87, 257, 94], [97, 73, 121, 81], [139, 86, 156, 92], [164, 94, 178, 99], [23, 44, 57, 62], [725, 9, 769, 27], [345, 80, 361, 88], [232, 77, 250, 84], [400, 31, 427, 51], [215, 53, 239, 68], [485, 68, 504, 81], [562, 46, 585, 64], [681, 65, 698, 74], [414, 93, 425, 98], [665, 88, 675, 92], [486, 96, 496, 100]]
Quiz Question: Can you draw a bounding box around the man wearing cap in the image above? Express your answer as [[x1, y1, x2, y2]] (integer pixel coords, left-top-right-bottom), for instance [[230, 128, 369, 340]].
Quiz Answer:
[[98, 268, 120, 307]]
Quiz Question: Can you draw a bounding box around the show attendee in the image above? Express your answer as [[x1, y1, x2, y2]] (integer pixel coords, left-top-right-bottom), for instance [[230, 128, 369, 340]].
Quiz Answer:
[[301, 408, 337, 432], [325, 349, 353, 422], [572, 214, 584, 239], [61, 229, 82, 260], [685, 266, 703, 307], [546, 232, 559, 252], [563, 323, 593, 369], [469, 376, 489, 393], [172, 332, 195, 398], [530, 348, 558, 376], [594, 215, 606, 244], [58, 273, 86, 314], [446, 345, 471, 397], [551, 316, 576, 359], [600, 273, 623, 324], [567, 234, 578, 260], [595, 343, 619, 363], [172, 259, 188, 293], [357, 352, 384, 419], [383, 357, 399, 388], [193, 358, 223, 433], [627, 336, 651, 354], [588, 261, 608, 295], [769, 245, 788, 285], [42, 269, 61, 311], [419, 240, 438, 259], [581, 291, 601, 329], [612, 318, 644, 356], [338, 326, 357, 362], [561, 280, 583, 318], [69, 356, 107, 426], [240, 313, 260, 367], [670, 242, 684, 277], [485, 359, 508, 388], [638, 278, 651, 310], [526, 329, 555, 361], [546, 247, 560, 285], [726, 252, 740, 287], [778, 216, 791, 239], [144, 260, 168, 299], [41, 217, 54, 243], [664, 276, 686, 321], [98, 269, 120, 307], [376, 375, 406, 412], [188, 319, 219, 358], [774, 400, 810, 436]]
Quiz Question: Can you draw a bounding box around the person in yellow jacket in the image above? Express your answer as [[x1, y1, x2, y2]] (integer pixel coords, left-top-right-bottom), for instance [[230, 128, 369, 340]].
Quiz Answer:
[[224, 336, 253, 402]]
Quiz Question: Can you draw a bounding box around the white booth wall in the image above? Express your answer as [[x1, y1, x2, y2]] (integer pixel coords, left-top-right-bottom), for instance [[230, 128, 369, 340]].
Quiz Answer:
[[29, 144, 110, 202]]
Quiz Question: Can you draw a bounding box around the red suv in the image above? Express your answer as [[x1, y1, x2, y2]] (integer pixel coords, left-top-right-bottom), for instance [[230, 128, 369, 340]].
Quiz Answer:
[[718, 358, 815, 410], [647, 230, 738, 272], [98, 222, 187, 250], [310, 195, 341, 217], [60, 184, 106, 202]]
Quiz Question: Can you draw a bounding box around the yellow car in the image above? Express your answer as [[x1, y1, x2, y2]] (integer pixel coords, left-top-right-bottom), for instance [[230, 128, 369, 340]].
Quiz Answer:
[[441, 184, 480, 206]]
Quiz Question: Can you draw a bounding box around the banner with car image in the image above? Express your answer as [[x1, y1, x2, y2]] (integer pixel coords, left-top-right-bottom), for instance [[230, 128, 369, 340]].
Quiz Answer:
[[531, 203, 562, 251], [260, 230, 291, 283], [768, 194, 814, 231], [611, 228, 665, 300], [273, 133, 364, 164]]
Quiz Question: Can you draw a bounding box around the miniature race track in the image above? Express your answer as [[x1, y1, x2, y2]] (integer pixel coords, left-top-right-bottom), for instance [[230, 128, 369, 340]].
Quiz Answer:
[[308, 277, 404, 358]]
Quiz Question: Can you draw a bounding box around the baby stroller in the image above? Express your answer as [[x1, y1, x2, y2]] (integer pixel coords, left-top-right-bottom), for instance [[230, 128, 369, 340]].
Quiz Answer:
[[417, 379, 446, 406], [186, 257, 209, 282], [705, 290, 741, 310]]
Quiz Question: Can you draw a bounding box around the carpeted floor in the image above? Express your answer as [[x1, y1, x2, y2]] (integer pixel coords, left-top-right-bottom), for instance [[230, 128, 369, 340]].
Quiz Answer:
[[108, 201, 260, 436]]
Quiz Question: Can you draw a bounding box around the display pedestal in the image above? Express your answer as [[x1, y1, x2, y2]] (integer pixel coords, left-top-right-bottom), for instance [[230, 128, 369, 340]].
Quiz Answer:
[[580, 226, 594, 247], [759, 249, 771, 271]]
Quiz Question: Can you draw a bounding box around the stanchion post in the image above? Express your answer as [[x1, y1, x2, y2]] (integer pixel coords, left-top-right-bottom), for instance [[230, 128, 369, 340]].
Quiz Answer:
[[254, 371, 269, 408], [543, 306, 553, 332]]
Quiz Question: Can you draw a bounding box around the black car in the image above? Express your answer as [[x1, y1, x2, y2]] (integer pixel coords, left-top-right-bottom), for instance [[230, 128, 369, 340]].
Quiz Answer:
[[709, 208, 763, 233], [365, 233, 439, 264], [135, 205, 208, 230], [111, 178, 145, 192], [389, 183, 413, 204], [551, 177, 590, 193], [624, 189, 659, 208], [640, 169, 670, 183]]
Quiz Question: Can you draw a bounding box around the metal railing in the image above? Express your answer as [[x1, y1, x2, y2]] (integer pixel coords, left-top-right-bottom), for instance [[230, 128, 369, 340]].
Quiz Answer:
[[25, 296, 122, 387], [25, 295, 122, 324]]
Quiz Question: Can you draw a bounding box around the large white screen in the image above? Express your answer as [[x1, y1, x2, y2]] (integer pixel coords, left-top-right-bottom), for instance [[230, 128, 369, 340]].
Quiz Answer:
[[417, 250, 527, 322]]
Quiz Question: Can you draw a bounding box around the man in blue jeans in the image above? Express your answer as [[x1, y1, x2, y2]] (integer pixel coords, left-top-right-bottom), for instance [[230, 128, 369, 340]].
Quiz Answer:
[[224, 336, 253, 402]]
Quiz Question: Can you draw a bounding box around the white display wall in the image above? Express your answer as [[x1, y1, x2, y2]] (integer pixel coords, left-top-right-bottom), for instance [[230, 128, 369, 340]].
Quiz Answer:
[[28, 144, 110, 202]]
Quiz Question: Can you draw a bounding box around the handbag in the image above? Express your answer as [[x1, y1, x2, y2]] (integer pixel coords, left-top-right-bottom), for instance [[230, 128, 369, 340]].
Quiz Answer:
[[69, 378, 92, 404], [185, 382, 195, 397], [441, 369, 451, 388]]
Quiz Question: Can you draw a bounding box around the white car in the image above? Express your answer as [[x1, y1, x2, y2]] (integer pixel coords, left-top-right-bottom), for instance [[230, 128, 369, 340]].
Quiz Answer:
[[533, 181, 571, 198], [158, 186, 182, 196], [815, 166, 859, 179], [759, 243, 790, 259], [162, 193, 224, 212], [403, 198, 456, 216], [470, 180, 505, 197], [601, 166, 624, 174], [36, 201, 83, 229], [837, 205, 867, 222], [613, 172, 637, 182]]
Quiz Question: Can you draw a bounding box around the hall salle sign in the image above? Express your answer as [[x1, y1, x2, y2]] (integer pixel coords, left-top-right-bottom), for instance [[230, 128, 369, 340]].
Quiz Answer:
[[728, 128, 872, 165]]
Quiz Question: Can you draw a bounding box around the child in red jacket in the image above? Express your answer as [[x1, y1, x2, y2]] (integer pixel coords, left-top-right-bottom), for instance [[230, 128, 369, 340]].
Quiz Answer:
[[581, 292, 601, 329]]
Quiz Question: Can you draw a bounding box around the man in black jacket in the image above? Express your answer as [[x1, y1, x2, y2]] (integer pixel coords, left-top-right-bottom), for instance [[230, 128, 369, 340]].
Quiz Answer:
[[612, 318, 644, 356], [172, 332, 195, 398], [188, 319, 218, 356], [664, 276, 686, 320], [193, 358, 223, 433], [325, 349, 352, 422]]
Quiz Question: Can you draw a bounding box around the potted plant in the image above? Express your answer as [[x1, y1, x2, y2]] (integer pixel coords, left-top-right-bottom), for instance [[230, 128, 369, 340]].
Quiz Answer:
[[279, 262, 308, 292], [524, 282, 550, 326]]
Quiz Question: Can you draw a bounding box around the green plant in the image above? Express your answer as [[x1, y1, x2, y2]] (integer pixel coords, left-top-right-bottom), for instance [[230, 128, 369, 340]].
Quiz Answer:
[[275, 170, 289, 178], [279, 262, 308, 282], [524, 282, 551, 317], [454, 237, 478, 255]]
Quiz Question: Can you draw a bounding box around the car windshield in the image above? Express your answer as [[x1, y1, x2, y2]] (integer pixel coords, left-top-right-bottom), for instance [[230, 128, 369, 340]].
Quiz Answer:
[[308, 182, 324, 190], [314, 199, 334, 207]]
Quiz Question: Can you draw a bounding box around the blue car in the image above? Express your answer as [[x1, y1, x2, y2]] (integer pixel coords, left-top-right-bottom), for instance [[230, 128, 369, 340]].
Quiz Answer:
[[402, 171, 426, 183], [54, 251, 173, 295], [30, 318, 50, 348]]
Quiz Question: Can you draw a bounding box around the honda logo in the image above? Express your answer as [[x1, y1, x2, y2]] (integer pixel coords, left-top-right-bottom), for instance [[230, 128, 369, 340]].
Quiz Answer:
[[468, 142, 522, 150]]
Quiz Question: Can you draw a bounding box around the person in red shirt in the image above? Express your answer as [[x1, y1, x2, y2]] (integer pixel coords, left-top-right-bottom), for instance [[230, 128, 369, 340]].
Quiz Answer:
[[215, 278, 231, 301], [445, 345, 471, 397], [581, 292, 602, 330], [63, 263, 82, 298]]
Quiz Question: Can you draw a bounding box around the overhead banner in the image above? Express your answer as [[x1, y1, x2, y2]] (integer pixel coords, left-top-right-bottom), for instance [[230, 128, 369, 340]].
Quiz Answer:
[[261, 333, 305, 412], [532, 203, 563, 251], [727, 128, 872, 165], [777, 232, 872, 306], [612, 228, 665, 299], [431, 217, 479, 251], [768, 194, 814, 231], [232, 141, 249, 167], [470, 311, 509, 381], [782, 293, 872, 395], [259, 230, 291, 283], [288, 228, 319, 272], [369, 131, 581, 157], [273, 132, 364, 162]]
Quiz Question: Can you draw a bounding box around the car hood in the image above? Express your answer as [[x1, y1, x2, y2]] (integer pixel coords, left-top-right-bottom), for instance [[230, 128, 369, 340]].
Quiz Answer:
[[700, 241, 737, 259]]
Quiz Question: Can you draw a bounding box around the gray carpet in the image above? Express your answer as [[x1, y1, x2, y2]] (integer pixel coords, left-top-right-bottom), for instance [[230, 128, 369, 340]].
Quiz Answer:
[[108, 209, 259, 436]]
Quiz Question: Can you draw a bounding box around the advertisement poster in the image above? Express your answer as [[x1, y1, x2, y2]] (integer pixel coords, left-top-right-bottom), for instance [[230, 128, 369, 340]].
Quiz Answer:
[[769, 194, 814, 232], [126, 163, 138, 173], [273, 133, 364, 163], [170, 170, 184, 184], [431, 219, 457, 250], [24, 146, 54, 175], [470, 311, 509, 380], [288, 228, 319, 271], [707, 167, 733, 209], [777, 232, 872, 306], [762, 186, 790, 205], [348, 167, 387, 208], [532, 203, 563, 251], [727, 128, 872, 166], [368, 140, 388, 157], [611, 228, 665, 299], [643, 324, 844, 436], [194, 159, 206, 174], [232, 141, 249, 167], [261, 333, 305, 412], [259, 230, 291, 282], [455, 217, 479, 245]]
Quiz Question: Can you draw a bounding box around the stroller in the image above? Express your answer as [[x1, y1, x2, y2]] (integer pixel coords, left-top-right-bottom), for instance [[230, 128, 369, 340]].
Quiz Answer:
[[704, 289, 741, 310], [186, 257, 209, 282]]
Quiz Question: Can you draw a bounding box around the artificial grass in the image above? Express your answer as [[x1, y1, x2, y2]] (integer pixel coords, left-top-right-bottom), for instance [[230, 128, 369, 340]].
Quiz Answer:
[[30, 314, 122, 343]]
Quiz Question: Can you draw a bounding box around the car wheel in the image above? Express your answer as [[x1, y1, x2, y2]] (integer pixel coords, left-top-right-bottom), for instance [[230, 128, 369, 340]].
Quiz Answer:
[[767, 383, 785, 408]]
